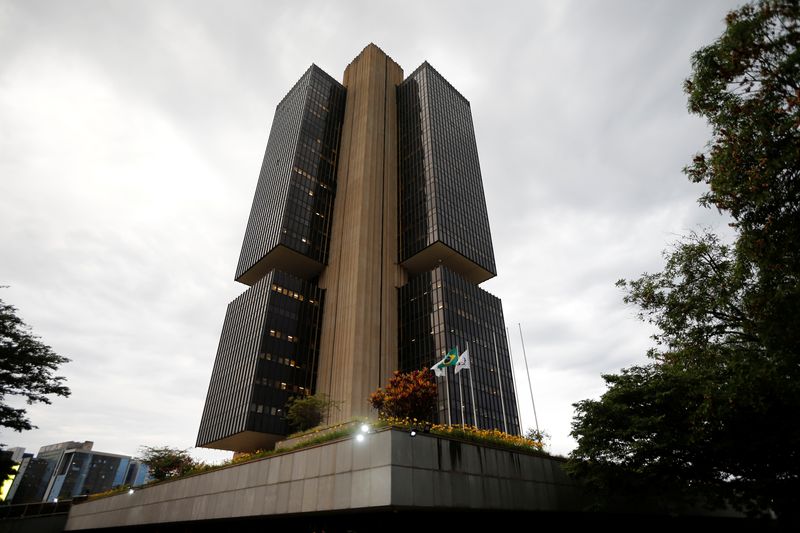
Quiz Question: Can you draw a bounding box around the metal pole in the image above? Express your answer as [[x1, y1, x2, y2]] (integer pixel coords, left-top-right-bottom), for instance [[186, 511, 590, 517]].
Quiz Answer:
[[458, 373, 465, 428], [457, 345, 465, 427], [492, 332, 508, 434], [444, 366, 452, 426], [518, 323, 539, 433], [506, 326, 523, 435], [467, 342, 478, 428]]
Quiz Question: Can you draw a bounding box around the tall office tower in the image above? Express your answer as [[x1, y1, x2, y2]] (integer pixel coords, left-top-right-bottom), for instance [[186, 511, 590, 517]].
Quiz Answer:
[[197, 45, 520, 452]]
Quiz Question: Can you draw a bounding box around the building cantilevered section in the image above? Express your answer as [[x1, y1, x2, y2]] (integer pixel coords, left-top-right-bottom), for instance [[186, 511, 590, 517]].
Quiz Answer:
[[197, 45, 520, 451], [197, 65, 345, 451]]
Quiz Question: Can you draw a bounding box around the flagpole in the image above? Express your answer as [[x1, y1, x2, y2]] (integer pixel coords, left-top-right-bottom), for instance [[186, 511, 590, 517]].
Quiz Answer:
[[444, 365, 452, 426], [506, 326, 523, 435], [518, 323, 539, 433], [467, 342, 477, 428], [492, 331, 508, 434], [457, 345, 465, 427]]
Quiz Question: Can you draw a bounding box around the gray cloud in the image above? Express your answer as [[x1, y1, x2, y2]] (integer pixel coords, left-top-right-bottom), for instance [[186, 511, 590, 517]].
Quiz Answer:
[[1, 0, 740, 458]]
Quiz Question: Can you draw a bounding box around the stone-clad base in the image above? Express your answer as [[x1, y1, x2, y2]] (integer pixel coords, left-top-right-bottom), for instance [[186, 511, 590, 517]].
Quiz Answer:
[[65, 428, 580, 530]]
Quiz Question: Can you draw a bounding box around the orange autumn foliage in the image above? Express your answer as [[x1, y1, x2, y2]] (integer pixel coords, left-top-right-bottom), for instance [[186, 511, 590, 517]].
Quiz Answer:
[[369, 368, 437, 422]]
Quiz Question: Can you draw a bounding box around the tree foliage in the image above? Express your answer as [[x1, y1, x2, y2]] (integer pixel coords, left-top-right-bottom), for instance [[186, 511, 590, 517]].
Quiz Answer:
[[285, 394, 336, 432], [0, 292, 70, 433], [137, 446, 196, 482], [568, 0, 800, 521], [524, 427, 551, 450], [369, 369, 438, 422]]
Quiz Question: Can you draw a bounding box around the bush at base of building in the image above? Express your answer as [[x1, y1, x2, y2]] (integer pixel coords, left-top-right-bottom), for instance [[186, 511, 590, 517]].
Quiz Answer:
[[369, 369, 437, 422], [285, 394, 337, 432]]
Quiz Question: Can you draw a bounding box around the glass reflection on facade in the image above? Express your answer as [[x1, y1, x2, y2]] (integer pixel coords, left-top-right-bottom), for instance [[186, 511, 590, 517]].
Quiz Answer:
[[8, 442, 149, 504], [399, 266, 520, 435]]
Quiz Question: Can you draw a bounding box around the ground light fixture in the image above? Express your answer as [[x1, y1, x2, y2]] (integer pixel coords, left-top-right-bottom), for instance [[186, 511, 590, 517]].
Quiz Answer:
[[356, 423, 370, 443], [129, 489, 135, 495]]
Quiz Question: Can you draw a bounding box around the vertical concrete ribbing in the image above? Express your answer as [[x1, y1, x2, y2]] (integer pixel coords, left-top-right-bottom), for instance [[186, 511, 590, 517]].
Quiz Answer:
[[317, 44, 403, 423]]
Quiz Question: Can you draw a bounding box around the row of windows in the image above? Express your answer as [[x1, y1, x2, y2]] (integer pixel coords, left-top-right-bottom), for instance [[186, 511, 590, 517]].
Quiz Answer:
[[258, 351, 305, 369], [271, 283, 305, 301], [254, 376, 308, 394], [292, 166, 333, 191], [249, 403, 284, 416], [268, 328, 300, 343]]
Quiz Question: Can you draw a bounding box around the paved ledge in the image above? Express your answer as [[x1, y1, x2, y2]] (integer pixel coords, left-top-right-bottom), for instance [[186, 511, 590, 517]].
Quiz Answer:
[[65, 428, 580, 530]]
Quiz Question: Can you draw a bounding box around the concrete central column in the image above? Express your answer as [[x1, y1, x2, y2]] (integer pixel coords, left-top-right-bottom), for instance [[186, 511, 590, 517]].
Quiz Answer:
[[317, 44, 405, 423]]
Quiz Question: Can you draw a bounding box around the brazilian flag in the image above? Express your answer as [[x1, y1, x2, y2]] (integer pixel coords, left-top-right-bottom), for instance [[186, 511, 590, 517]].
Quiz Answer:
[[442, 348, 459, 366]]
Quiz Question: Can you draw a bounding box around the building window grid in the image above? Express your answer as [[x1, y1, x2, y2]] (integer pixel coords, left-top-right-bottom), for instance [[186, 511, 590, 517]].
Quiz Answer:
[[197, 268, 326, 445], [399, 267, 519, 434], [398, 65, 496, 275], [237, 67, 345, 280]]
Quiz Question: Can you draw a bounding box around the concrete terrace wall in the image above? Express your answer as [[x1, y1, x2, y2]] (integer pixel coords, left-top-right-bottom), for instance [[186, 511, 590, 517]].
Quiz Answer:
[[65, 428, 581, 530]]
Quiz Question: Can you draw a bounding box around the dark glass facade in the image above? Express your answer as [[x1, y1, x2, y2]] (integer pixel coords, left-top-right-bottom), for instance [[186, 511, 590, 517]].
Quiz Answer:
[[399, 266, 520, 435], [8, 444, 147, 503], [7, 458, 54, 503], [196, 269, 324, 450], [236, 65, 346, 285], [398, 63, 496, 282], [51, 452, 124, 500]]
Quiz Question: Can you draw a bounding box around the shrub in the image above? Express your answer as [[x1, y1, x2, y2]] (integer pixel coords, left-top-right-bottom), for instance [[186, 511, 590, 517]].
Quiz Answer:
[[369, 368, 437, 421], [285, 394, 336, 431]]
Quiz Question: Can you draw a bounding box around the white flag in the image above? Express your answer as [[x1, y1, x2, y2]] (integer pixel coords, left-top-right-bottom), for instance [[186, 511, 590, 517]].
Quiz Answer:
[[455, 348, 470, 374], [432, 354, 449, 377]]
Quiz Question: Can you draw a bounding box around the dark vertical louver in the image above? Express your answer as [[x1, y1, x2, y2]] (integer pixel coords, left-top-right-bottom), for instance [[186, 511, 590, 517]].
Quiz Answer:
[[197, 270, 325, 450], [197, 64, 344, 451]]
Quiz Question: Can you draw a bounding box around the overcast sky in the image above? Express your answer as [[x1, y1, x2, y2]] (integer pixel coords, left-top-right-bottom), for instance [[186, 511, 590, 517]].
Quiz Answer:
[[1, 0, 740, 461]]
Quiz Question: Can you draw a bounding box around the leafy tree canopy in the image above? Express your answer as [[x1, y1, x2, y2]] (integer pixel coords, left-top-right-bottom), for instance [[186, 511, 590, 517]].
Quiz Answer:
[[568, 0, 799, 521], [369, 369, 438, 422], [0, 291, 71, 433], [137, 446, 196, 482], [285, 394, 337, 432]]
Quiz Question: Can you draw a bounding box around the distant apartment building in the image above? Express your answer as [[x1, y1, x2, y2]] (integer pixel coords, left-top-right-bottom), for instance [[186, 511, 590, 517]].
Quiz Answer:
[[5, 441, 150, 503]]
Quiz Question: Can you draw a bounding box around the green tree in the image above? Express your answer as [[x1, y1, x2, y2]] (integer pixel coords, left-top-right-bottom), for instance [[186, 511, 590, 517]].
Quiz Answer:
[[369, 369, 438, 422], [0, 293, 71, 432], [568, 0, 799, 521], [1, 291, 71, 483], [137, 446, 197, 482], [285, 394, 336, 432], [524, 427, 551, 450]]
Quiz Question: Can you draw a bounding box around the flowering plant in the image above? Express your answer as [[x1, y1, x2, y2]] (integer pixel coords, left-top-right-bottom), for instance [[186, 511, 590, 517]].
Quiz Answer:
[[369, 368, 437, 421]]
